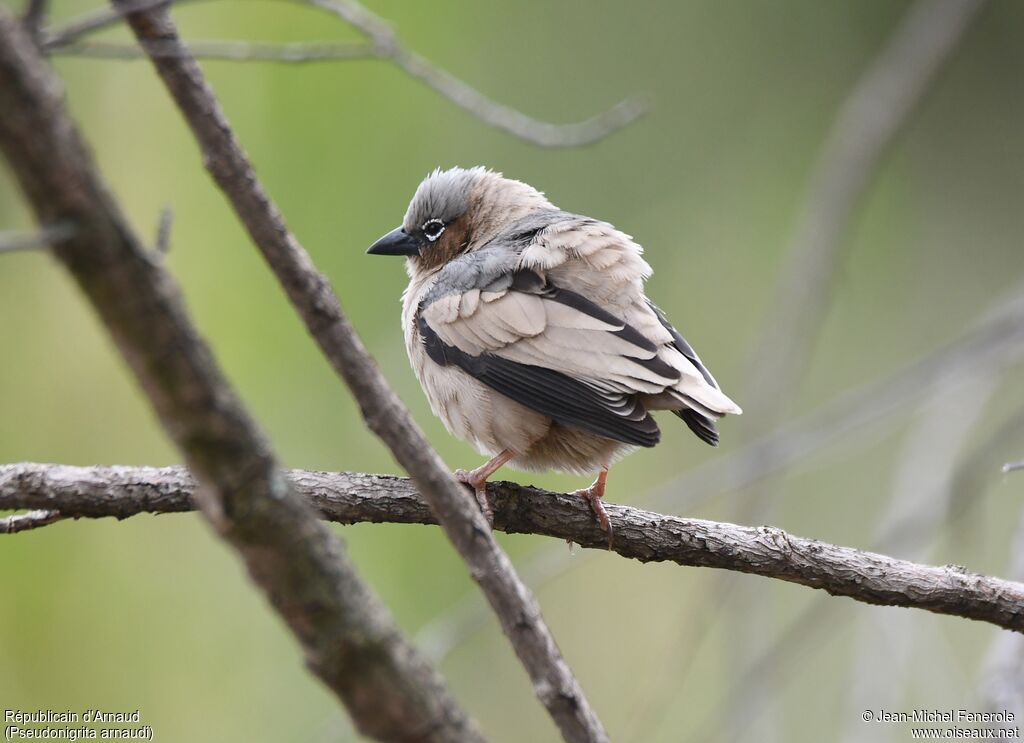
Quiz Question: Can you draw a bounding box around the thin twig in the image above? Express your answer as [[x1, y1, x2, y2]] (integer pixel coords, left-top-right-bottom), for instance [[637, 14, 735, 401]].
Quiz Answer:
[[946, 406, 1024, 525], [0, 222, 75, 253], [114, 3, 608, 741], [52, 39, 380, 63], [0, 508, 63, 533], [1005, 461, 1024, 474], [0, 12, 482, 742], [305, 0, 646, 147], [153, 205, 172, 254], [44, 0, 643, 147], [42, 0, 192, 48], [4, 463, 1024, 634]]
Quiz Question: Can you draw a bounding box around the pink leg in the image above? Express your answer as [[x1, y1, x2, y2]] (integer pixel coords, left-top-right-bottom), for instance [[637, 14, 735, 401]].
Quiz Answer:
[[455, 449, 514, 526], [571, 465, 613, 549]]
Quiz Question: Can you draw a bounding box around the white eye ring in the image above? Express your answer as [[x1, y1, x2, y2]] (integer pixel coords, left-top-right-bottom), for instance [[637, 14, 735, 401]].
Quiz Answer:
[[422, 219, 445, 242]]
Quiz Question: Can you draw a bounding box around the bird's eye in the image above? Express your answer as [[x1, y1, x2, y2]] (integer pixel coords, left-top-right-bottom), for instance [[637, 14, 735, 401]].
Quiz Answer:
[[422, 219, 445, 242]]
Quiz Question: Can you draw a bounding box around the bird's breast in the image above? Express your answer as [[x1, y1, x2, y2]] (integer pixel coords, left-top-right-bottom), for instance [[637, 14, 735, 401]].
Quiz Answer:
[[400, 276, 553, 459]]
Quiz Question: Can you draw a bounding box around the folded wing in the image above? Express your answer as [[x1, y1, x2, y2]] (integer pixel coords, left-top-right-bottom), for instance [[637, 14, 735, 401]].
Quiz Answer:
[[416, 216, 740, 447]]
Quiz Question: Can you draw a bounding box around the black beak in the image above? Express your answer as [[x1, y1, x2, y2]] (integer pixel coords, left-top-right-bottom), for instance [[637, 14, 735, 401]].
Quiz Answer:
[[366, 226, 420, 257]]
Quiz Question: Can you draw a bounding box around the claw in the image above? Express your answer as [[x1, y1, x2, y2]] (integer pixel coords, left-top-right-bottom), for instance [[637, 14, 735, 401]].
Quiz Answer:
[[455, 468, 494, 526], [571, 466, 613, 549], [453, 449, 514, 527]]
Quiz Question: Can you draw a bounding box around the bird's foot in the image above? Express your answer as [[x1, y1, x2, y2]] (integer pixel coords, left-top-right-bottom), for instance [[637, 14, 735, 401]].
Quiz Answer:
[[571, 468, 612, 549], [454, 468, 494, 527], [453, 450, 514, 528]]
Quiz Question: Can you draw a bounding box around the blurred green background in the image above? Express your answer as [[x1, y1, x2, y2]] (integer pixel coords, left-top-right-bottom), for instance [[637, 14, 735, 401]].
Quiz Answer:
[[3, 1, 1024, 741]]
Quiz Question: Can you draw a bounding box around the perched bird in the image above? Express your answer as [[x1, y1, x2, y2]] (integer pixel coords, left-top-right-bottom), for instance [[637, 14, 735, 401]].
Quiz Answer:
[[367, 167, 741, 545]]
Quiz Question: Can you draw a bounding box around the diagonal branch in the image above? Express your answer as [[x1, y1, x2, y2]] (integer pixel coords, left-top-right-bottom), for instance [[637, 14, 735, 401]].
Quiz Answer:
[[114, 3, 608, 741], [4, 462, 1024, 635], [0, 11, 481, 742]]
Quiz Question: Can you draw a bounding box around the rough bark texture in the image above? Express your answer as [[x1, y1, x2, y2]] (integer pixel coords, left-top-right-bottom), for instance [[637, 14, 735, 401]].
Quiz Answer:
[[0, 11, 481, 742], [113, 4, 608, 741], [5, 463, 1024, 635]]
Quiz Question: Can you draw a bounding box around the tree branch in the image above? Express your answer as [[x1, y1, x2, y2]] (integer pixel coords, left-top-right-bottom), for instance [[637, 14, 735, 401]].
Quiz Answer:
[[114, 3, 608, 741], [0, 11, 481, 742], [3, 462, 1024, 634], [51, 39, 380, 63], [1005, 461, 1024, 474]]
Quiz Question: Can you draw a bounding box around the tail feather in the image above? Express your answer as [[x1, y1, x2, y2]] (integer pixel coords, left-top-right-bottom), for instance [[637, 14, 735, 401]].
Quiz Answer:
[[670, 379, 742, 417], [674, 408, 719, 446]]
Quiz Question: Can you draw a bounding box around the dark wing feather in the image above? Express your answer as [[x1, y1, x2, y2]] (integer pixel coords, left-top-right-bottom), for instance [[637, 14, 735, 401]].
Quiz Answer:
[[418, 314, 661, 447], [673, 408, 719, 446], [647, 300, 722, 446], [647, 300, 719, 389]]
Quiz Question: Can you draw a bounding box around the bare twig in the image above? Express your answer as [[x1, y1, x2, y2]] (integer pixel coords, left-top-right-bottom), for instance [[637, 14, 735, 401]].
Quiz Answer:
[[1005, 461, 1024, 474], [52, 39, 380, 63], [44, 0, 643, 147], [0, 12, 481, 742], [153, 205, 172, 254], [0, 221, 75, 253], [945, 405, 1024, 527], [42, 0, 190, 48], [0, 508, 63, 533], [4, 462, 1024, 634], [305, 0, 646, 147], [115, 4, 608, 741]]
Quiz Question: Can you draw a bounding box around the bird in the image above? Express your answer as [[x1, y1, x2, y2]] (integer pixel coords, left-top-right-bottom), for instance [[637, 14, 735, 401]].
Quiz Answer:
[[367, 167, 741, 546]]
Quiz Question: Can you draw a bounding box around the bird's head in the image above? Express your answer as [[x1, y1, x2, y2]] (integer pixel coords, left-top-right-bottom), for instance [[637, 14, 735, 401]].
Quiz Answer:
[[366, 166, 553, 273]]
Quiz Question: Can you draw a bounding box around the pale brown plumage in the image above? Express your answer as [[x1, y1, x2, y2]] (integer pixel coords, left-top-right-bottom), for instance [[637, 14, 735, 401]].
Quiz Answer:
[[368, 167, 741, 543]]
